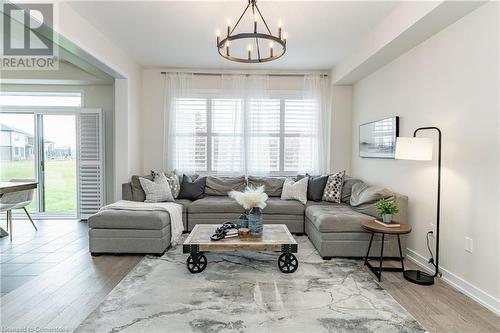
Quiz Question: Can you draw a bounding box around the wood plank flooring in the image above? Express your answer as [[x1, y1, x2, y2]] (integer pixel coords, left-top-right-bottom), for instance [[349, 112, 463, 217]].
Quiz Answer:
[[1, 220, 498, 332]]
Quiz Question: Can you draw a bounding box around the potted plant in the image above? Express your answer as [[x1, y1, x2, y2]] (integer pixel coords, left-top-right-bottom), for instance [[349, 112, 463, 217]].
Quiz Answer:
[[229, 186, 268, 236], [377, 198, 399, 224]]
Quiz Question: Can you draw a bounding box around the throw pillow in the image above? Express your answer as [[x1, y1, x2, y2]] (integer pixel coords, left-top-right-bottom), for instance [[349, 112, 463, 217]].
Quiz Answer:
[[350, 182, 395, 219], [306, 174, 329, 202], [341, 175, 364, 204], [139, 173, 174, 203], [281, 177, 308, 204], [178, 175, 207, 200], [151, 170, 181, 198], [322, 171, 345, 203]]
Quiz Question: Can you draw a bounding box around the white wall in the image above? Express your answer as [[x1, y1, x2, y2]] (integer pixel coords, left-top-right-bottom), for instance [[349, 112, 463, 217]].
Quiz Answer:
[[56, 2, 143, 199], [0, 83, 115, 204], [331, 85, 352, 173], [350, 2, 499, 310]]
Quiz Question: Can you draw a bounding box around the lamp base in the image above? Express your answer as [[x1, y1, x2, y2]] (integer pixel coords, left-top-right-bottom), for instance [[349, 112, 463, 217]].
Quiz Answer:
[[403, 270, 435, 285]]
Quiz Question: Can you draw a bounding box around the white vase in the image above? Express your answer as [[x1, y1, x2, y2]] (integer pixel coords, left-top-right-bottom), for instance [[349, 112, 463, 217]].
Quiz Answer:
[[382, 214, 393, 224]]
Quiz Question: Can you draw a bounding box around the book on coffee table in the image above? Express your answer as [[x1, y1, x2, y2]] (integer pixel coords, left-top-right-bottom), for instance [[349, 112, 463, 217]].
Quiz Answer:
[[373, 219, 400, 228]]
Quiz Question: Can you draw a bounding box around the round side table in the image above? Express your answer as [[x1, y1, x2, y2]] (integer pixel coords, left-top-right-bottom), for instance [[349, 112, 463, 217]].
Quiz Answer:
[[361, 220, 412, 282]]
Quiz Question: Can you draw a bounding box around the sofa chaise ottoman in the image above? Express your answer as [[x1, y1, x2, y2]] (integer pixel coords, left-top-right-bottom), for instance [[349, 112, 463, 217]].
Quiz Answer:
[[88, 209, 171, 255]]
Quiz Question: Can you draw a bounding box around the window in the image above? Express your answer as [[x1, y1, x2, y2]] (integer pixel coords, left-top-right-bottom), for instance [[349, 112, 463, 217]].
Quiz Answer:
[[0, 92, 82, 107], [173, 93, 318, 175]]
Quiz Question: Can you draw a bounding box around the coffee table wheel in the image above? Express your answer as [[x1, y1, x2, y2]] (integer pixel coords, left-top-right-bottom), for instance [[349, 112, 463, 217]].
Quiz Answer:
[[187, 253, 207, 274], [278, 253, 298, 273]]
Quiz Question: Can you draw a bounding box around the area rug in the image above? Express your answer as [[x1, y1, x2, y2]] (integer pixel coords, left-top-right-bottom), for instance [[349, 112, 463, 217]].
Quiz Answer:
[[76, 236, 425, 333]]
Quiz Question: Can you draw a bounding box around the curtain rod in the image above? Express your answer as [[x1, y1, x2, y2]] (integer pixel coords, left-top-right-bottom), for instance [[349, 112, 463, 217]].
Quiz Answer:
[[160, 71, 328, 78]]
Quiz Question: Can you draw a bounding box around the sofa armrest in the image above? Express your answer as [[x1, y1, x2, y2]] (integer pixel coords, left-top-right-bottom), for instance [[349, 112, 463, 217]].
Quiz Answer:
[[122, 182, 133, 201], [393, 192, 408, 224]]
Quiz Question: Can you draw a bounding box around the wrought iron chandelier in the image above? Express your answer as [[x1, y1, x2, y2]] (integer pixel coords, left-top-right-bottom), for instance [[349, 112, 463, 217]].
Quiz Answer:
[[216, 0, 286, 63]]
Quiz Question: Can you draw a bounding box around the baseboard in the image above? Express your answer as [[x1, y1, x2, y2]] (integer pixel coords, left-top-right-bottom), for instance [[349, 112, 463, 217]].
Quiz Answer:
[[406, 248, 500, 316]]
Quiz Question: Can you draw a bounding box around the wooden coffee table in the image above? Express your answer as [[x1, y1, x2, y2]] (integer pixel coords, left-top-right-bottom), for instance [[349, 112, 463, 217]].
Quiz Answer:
[[361, 220, 412, 281], [183, 224, 298, 274]]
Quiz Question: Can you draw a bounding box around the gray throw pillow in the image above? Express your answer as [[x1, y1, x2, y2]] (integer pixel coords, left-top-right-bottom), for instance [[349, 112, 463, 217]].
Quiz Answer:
[[341, 175, 364, 204], [178, 175, 206, 200], [322, 171, 345, 203], [131, 174, 153, 202], [247, 176, 285, 197], [205, 176, 246, 196], [306, 174, 329, 202], [350, 182, 394, 219]]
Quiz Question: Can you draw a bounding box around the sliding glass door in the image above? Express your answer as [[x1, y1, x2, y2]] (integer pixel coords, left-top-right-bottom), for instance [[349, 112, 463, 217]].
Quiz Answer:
[[0, 112, 77, 217], [0, 113, 37, 213], [42, 115, 77, 213]]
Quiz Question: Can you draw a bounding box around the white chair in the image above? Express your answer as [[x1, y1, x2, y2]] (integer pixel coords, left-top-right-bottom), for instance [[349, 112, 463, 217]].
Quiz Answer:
[[0, 179, 37, 241]]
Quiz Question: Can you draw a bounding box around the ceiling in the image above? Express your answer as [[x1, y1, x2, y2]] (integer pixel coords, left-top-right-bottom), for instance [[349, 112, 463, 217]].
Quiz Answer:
[[68, 1, 399, 70]]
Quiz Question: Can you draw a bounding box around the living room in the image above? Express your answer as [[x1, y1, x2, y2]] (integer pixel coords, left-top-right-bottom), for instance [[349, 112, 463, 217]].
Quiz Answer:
[[1, 1, 499, 332]]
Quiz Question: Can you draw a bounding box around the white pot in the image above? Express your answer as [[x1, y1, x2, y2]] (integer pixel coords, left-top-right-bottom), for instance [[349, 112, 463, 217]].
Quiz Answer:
[[382, 214, 393, 223]]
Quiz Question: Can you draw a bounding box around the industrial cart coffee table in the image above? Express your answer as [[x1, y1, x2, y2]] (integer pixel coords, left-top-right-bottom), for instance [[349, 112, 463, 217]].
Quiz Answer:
[[183, 224, 298, 274]]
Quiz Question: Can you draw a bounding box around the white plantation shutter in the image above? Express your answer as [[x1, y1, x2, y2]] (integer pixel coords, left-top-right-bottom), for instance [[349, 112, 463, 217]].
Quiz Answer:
[[211, 98, 243, 173], [284, 99, 317, 172], [76, 109, 104, 219], [247, 98, 280, 173], [173, 98, 208, 171]]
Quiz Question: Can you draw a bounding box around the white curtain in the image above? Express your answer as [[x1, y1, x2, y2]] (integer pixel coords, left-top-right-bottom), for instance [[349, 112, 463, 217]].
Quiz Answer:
[[163, 73, 331, 175], [163, 73, 194, 172], [219, 75, 271, 175], [303, 74, 332, 174]]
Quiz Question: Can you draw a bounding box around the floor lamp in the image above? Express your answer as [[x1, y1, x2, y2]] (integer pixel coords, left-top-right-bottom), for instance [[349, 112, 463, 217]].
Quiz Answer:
[[395, 127, 442, 285]]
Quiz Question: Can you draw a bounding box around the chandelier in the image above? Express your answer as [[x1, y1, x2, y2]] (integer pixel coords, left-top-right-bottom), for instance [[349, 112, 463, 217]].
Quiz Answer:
[[216, 0, 286, 63]]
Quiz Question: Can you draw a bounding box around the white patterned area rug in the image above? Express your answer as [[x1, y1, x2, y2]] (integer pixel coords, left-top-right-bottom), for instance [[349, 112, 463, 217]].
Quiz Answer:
[[76, 236, 426, 333]]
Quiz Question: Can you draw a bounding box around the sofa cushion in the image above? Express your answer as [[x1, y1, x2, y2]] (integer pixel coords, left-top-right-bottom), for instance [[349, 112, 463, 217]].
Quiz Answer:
[[247, 176, 285, 197], [88, 210, 170, 230], [205, 176, 246, 196], [305, 204, 372, 233], [188, 196, 245, 214], [174, 198, 192, 212], [130, 174, 153, 202], [263, 197, 305, 215]]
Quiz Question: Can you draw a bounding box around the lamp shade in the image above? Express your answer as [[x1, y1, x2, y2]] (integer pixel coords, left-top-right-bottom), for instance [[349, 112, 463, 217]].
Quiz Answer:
[[395, 137, 433, 161]]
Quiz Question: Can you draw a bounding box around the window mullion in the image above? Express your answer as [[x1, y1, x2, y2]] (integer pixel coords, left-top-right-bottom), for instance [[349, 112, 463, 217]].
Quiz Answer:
[[279, 98, 285, 173], [206, 98, 212, 172]]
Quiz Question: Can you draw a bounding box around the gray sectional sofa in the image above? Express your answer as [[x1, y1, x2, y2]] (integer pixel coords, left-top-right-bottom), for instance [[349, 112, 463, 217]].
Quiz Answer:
[[89, 175, 408, 258]]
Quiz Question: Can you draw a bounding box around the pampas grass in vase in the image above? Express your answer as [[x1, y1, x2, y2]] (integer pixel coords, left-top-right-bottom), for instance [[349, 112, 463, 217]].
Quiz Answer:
[[229, 186, 268, 236]]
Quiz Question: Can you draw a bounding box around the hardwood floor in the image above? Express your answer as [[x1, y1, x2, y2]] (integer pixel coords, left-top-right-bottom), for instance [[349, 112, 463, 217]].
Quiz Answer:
[[0, 219, 142, 331], [1, 219, 498, 332]]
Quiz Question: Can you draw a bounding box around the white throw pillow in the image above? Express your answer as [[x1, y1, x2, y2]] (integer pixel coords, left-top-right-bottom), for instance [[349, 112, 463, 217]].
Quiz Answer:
[[281, 177, 308, 204], [322, 170, 345, 203], [152, 170, 180, 198], [139, 173, 174, 203]]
